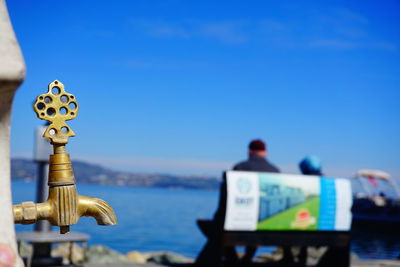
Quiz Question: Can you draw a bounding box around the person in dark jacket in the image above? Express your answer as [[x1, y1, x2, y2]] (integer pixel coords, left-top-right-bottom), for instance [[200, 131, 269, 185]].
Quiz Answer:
[[195, 139, 280, 265], [233, 139, 280, 263]]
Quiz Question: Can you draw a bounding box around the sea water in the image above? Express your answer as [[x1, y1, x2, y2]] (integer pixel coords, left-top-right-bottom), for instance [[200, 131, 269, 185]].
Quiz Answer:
[[12, 181, 400, 259]]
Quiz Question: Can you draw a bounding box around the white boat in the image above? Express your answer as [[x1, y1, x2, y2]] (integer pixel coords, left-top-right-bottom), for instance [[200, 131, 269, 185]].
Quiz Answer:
[[350, 169, 400, 231]]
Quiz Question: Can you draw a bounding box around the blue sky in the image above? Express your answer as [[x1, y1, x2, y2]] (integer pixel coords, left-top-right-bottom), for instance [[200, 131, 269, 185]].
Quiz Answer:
[[7, 0, 400, 177]]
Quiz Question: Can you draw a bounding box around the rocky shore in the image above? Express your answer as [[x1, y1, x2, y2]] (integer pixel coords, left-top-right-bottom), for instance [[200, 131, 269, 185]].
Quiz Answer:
[[19, 242, 400, 266], [20, 242, 194, 266]]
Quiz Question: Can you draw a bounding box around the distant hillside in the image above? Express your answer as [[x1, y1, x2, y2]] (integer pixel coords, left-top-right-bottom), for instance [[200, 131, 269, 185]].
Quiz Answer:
[[11, 158, 220, 190]]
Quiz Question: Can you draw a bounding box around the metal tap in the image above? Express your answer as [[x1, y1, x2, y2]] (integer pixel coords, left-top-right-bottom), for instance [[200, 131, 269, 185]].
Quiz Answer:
[[13, 80, 117, 234]]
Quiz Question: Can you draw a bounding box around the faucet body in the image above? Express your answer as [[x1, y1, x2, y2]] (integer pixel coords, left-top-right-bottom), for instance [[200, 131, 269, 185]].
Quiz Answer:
[[13, 81, 117, 233], [13, 145, 117, 233]]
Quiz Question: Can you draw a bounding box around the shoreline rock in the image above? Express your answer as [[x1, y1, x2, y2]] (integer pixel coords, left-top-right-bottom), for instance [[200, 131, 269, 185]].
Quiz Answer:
[[86, 245, 131, 264], [52, 243, 85, 265], [126, 251, 147, 264], [142, 251, 194, 265]]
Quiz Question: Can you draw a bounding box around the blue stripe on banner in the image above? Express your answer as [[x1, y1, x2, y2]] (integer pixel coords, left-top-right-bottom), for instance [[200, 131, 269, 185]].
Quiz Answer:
[[318, 178, 336, 230]]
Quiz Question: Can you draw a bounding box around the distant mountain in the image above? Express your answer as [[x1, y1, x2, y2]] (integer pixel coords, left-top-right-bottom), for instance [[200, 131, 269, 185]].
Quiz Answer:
[[11, 158, 220, 190]]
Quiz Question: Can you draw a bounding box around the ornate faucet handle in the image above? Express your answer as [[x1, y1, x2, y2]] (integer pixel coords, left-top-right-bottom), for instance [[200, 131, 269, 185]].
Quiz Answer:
[[33, 80, 79, 144]]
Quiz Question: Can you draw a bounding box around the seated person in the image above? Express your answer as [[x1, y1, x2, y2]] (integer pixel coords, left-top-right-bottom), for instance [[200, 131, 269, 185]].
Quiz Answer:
[[295, 156, 323, 265], [196, 139, 280, 265]]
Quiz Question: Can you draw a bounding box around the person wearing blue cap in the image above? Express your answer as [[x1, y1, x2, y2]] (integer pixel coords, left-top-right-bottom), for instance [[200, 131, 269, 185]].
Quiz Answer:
[[297, 155, 323, 265]]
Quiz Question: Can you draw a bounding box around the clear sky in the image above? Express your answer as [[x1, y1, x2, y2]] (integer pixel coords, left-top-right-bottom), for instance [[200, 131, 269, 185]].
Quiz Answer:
[[6, 0, 400, 178]]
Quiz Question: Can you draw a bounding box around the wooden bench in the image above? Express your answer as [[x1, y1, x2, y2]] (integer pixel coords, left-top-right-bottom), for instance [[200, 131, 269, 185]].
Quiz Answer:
[[196, 171, 352, 266]]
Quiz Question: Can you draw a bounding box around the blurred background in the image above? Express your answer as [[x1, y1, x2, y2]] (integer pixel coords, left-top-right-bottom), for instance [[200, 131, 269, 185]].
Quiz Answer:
[[7, 0, 400, 261], [8, 0, 400, 178]]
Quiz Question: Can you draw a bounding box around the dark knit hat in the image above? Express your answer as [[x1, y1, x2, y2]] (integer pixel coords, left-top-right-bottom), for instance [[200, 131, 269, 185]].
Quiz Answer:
[[249, 139, 266, 151]]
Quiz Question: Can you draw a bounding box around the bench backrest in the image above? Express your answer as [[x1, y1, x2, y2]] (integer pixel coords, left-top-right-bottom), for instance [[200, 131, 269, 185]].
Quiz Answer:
[[224, 171, 352, 232]]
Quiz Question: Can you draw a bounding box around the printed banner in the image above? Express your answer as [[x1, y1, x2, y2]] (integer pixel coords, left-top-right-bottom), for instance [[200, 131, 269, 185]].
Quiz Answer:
[[224, 171, 352, 231]]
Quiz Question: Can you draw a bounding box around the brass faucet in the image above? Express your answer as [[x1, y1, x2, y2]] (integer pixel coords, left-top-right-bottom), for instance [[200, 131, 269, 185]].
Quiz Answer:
[[13, 80, 117, 234]]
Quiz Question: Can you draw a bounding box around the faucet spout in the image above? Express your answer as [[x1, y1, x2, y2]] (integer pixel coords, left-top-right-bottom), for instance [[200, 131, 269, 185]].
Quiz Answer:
[[78, 195, 117, 225]]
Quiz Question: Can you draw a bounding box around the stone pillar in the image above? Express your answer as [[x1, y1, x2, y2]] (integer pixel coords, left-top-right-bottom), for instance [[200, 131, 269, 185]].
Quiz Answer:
[[0, 0, 26, 266]]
